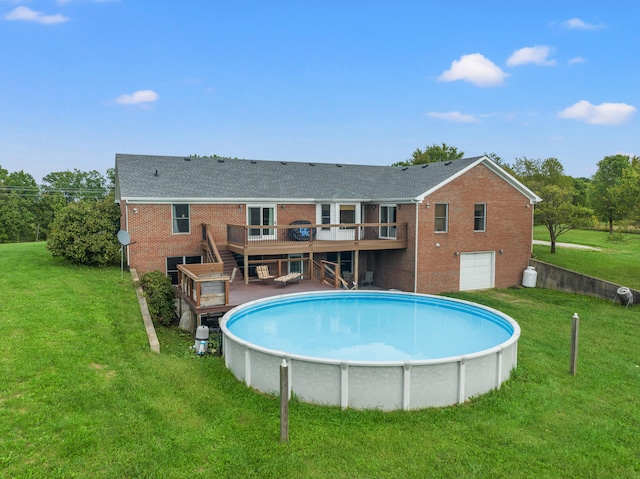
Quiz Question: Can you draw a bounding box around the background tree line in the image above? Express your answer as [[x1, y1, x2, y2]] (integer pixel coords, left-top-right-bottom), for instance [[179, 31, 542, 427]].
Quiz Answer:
[[0, 167, 121, 265]]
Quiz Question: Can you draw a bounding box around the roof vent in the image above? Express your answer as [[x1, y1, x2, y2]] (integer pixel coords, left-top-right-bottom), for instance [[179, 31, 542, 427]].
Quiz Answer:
[[336, 164, 342, 167], [309, 163, 315, 166], [444, 161, 452, 165], [251, 160, 257, 164], [422, 164, 429, 168], [402, 167, 408, 171], [184, 157, 191, 161], [218, 159, 225, 163], [281, 161, 287, 165], [154, 170, 159, 177]]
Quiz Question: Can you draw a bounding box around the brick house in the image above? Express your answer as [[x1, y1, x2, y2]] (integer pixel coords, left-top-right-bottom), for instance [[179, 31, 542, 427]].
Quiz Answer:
[[114, 153, 541, 295]]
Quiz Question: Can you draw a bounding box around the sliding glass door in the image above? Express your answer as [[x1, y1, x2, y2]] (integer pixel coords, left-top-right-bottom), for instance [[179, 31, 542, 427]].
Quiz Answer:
[[248, 205, 276, 240]]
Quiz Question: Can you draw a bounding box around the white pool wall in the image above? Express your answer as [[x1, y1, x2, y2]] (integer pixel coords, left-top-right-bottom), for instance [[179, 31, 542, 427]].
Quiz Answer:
[[221, 291, 520, 411]]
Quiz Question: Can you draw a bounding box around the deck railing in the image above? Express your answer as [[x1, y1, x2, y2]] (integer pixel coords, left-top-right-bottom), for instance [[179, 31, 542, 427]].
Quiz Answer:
[[226, 222, 407, 248], [201, 224, 224, 264]]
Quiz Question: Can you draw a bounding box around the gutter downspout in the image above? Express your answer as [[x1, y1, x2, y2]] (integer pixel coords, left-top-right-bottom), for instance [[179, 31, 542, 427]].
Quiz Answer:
[[124, 200, 130, 267], [530, 201, 535, 257], [413, 200, 420, 293]]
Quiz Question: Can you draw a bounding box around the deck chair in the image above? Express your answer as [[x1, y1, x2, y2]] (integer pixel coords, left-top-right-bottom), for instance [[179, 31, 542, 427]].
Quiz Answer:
[[339, 277, 358, 290], [256, 265, 275, 283], [274, 272, 302, 287], [361, 271, 374, 287]]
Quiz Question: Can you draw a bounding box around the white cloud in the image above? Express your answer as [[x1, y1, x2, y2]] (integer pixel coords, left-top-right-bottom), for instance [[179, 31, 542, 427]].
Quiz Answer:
[[5, 6, 68, 24], [563, 18, 605, 30], [427, 111, 479, 123], [507, 46, 555, 67], [568, 57, 585, 65], [438, 53, 507, 87], [558, 100, 637, 125], [115, 90, 159, 105]]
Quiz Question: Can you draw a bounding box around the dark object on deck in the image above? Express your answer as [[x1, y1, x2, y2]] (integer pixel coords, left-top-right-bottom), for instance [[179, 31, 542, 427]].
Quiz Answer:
[[289, 220, 315, 241]]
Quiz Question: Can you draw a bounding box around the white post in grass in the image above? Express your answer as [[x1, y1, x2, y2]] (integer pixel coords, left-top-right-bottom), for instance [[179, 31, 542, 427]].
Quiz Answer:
[[280, 359, 289, 442], [570, 313, 579, 376]]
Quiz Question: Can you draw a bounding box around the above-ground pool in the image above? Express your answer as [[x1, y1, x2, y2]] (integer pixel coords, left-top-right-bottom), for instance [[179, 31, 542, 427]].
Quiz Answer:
[[220, 291, 520, 410]]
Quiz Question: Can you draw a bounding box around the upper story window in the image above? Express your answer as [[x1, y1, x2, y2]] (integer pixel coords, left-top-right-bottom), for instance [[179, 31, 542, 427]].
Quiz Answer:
[[474, 204, 486, 232], [434, 203, 448, 233], [339, 204, 356, 229], [321, 204, 331, 230], [172, 204, 190, 234], [379, 205, 397, 239]]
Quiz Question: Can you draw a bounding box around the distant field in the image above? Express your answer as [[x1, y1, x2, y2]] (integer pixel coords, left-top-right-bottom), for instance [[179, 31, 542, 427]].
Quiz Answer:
[[533, 226, 640, 290]]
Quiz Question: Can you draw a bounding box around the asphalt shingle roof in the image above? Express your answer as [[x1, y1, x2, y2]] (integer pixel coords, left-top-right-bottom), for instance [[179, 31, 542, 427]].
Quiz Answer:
[[115, 153, 487, 202]]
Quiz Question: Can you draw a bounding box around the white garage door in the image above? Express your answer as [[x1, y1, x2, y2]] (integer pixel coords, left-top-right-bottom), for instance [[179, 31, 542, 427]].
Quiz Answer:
[[459, 252, 495, 291]]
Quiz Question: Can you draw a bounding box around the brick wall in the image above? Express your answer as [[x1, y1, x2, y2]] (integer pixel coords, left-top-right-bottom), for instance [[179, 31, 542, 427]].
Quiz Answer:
[[123, 163, 534, 290], [124, 202, 317, 274], [373, 164, 534, 294], [418, 163, 533, 293]]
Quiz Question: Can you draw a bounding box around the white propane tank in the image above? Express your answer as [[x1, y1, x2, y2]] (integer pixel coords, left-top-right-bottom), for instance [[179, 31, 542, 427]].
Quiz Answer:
[[195, 325, 210, 355], [522, 266, 537, 288]]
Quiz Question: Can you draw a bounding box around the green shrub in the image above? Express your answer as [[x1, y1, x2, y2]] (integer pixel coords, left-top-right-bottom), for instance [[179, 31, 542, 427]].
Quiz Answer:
[[139, 270, 177, 326], [607, 232, 627, 243], [46, 197, 120, 266]]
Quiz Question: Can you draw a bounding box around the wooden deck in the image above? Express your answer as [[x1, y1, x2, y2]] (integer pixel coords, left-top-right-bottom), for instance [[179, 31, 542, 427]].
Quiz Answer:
[[175, 277, 338, 318], [228, 277, 337, 305]]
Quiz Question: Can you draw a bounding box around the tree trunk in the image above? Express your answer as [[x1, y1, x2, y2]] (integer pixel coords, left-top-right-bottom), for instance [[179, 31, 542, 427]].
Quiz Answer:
[[609, 218, 614, 234]]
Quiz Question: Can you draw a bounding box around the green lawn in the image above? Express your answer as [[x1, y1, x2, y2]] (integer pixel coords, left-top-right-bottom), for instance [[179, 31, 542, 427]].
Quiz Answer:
[[1, 242, 639, 478], [533, 226, 640, 290]]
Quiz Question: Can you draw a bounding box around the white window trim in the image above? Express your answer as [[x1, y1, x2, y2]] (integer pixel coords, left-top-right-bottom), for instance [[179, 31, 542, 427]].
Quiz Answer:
[[247, 204, 277, 240], [434, 203, 448, 233], [474, 203, 487, 232], [316, 203, 361, 240], [379, 204, 397, 239], [172, 204, 191, 235]]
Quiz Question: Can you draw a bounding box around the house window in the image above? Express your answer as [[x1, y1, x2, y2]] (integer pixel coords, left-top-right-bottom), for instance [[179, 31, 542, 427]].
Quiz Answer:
[[172, 204, 190, 234], [339, 204, 356, 227], [434, 203, 448, 233], [474, 204, 486, 232], [166, 255, 202, 284], [248, 205, 276, 240], [288, 254, 303, 274], [379, 205, 397, 239], [321, 204, 331, 230]]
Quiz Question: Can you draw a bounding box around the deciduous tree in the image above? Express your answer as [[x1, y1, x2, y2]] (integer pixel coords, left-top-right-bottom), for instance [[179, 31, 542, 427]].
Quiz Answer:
[[589, 155, 632, 233], [512, 157, 593, 253], [41, 169, 109, 203], [393, 143, 464, 166]]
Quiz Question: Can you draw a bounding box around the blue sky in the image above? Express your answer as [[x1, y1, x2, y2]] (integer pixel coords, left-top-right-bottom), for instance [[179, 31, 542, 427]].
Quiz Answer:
[[1, 1, 638, 181]]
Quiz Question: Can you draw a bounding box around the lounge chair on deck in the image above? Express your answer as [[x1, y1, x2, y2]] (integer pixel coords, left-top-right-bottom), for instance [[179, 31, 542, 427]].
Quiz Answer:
[[361, 271, 374, 287], [256, 265, 275, 283], [274, 272, 302, 287]]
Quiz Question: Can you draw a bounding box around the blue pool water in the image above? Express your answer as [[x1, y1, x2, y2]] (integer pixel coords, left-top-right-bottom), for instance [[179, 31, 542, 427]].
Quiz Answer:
[[225, 292, 515, 362]]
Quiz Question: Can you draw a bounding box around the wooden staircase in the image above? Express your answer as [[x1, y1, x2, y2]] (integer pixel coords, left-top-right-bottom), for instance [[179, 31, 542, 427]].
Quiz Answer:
[[219, 250, 243, 280]]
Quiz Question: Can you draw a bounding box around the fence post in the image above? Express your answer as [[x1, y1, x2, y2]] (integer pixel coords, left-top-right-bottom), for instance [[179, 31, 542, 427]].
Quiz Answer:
[[280, 359, 289, 442], [569, 313, 579, 376]]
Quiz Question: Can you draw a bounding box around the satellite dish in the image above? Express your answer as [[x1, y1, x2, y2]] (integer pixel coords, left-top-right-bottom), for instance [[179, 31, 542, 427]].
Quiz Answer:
[[117, 230, 131, 246]]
